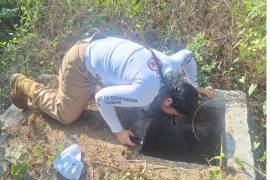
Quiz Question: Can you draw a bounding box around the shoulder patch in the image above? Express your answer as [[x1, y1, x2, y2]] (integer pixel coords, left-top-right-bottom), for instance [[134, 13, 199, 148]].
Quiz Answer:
[[147, 57, 163, 72]]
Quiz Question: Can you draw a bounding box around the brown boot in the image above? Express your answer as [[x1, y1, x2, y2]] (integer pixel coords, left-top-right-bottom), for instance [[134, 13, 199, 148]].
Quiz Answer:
[[10, 74, 39, 109]]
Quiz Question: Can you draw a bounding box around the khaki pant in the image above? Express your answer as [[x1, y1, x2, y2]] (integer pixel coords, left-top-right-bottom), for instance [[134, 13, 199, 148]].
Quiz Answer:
[[32, 37, 98, 124]]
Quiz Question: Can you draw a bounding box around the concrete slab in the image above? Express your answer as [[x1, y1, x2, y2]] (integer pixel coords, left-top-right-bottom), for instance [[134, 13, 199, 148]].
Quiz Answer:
[[221, 90, 255, 179]]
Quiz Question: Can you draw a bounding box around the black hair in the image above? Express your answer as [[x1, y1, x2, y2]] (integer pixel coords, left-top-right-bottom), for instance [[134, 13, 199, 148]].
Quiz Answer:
[[169, 81, 198, 115], [145, 72, 198, 118], [164, 71, 199, 115]]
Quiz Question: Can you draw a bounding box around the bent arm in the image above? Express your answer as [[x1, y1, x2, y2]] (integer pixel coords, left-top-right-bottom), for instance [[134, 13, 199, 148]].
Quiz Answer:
[[95, 83, 158, 133]]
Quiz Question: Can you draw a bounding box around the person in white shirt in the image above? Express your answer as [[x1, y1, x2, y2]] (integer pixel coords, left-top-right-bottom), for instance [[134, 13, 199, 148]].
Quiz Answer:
[[10, 33, 214, 146]]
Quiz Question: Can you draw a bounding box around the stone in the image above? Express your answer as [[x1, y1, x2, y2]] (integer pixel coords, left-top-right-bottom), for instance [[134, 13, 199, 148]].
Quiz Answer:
[[0, 133, 9, 145], [0, 160, 10, 177], [0, 104, 28, 127]]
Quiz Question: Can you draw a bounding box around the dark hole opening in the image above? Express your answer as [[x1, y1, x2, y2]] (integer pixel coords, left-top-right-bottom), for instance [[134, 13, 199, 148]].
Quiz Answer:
[[140, 101, 225, 165]]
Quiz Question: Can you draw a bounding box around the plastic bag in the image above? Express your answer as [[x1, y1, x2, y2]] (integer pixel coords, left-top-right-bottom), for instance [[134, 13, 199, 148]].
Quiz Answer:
[[53, 144, 84, 180]]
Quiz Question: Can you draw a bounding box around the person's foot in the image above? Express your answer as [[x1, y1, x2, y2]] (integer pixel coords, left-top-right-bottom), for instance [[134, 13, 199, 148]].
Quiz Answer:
[[10, 73, 39, 109]]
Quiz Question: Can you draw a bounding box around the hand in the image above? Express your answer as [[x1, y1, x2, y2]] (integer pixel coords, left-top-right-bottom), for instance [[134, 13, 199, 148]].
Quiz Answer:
[[197, 87, 215, 99], [114, 129, 136, 146]]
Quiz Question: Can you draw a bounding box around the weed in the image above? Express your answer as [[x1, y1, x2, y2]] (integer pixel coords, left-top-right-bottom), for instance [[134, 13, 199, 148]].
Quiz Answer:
[[208, 169, 222, 180], [119, 171, 132, 180], [47, 143, 65, 163], [234, 157, 245, 169], [56, 143, 65, 152], [104, 171, 112, 180], [10, 162, 28, 180], [187, 33, 214, 87], [34, 146, 45, 156]]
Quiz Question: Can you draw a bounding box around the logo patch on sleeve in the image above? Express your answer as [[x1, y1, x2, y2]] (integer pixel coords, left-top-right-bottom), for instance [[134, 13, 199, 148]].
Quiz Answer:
[[147, 57, 163, 72]]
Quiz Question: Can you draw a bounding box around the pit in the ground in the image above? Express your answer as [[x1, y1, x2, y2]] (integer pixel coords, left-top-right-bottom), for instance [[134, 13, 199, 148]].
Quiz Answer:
[[140, 101, 225, 165]]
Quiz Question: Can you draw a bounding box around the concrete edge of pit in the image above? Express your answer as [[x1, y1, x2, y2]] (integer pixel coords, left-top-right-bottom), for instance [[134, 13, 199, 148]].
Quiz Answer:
[[220, 90, 256, 179], [141, 155, 208, 169]]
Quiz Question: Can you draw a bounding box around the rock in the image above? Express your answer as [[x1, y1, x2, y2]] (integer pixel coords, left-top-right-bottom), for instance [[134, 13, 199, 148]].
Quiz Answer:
[[0, 104, 28, 127], [0, 160, 10, 177], [0, 117, 6, 131], [0, 133, 9, 145]]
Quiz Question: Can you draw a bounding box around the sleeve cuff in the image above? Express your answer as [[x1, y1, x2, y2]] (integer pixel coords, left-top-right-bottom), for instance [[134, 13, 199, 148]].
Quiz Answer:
[[111, 126, 124, 133]]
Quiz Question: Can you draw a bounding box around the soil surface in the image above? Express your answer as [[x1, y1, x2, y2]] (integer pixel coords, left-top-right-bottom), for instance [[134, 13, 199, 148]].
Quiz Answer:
[[1, 107, 213, 179]]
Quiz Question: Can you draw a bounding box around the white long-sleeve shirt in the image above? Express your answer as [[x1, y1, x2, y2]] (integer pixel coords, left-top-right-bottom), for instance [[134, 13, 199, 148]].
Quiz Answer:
[[84, 37, 198, 132]]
